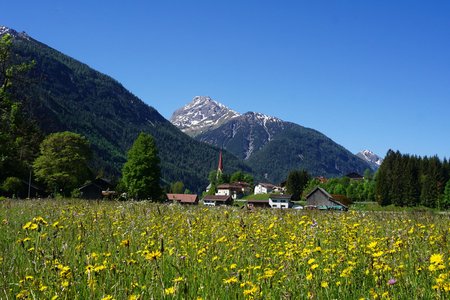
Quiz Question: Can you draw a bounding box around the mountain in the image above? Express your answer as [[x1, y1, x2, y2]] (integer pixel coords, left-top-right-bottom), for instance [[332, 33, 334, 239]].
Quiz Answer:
[[170, 96, 240, 136], [356, 150, 383, 170], [2, 26, 250, 192], [197, 111, 285, 160], [172, 97, 371, 183]]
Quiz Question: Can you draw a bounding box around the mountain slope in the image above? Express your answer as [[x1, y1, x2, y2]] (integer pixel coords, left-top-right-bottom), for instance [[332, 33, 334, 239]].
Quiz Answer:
[[197, 112, 285, 160], [170, 96, 240, 136], [172, 97, 371, 182], [3, 27, 250, 192]]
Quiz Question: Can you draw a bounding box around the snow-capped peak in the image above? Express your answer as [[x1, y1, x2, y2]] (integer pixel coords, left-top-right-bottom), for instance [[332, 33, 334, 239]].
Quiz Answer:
[[0, 26, 30, 40], [170, 96, 240, 136], [356, 149, 383, 170]]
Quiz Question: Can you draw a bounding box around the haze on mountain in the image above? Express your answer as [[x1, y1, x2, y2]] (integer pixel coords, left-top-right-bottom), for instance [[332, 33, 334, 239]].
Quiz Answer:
[[172, 97, 372, 183], [1, 26, 250, 192]]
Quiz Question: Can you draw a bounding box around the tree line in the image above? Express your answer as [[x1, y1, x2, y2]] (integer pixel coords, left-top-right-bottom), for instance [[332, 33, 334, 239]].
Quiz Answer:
[[376, 150, 450, 209]]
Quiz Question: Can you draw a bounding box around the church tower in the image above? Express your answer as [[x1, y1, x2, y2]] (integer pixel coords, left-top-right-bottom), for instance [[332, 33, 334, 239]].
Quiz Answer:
[[217, 150, 223, 174]]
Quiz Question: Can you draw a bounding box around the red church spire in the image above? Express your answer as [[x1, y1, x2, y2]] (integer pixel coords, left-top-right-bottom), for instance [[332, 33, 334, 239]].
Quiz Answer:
[[217, 150, 223, 173]]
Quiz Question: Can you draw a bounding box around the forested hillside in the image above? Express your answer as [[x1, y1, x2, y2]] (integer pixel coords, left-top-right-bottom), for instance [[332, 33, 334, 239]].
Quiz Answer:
[[5, 30, 250, 192]]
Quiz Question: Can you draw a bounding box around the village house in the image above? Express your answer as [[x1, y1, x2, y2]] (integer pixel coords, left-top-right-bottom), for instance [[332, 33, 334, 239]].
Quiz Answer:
[[254, 183, 276, 195], [216, 182, 251, 199], [305, 187, 348, 211], [202, 195, 233, 206], [268, 194, 293, 209], [166, 193, 199, 205]]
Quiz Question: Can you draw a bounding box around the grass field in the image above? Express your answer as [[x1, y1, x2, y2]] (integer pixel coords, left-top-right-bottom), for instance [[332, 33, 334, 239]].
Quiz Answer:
[[0, 199, 449, 299]]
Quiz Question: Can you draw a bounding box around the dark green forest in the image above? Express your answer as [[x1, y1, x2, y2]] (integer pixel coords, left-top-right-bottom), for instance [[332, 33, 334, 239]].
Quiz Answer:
[[376, 150, 450, 209], [2, 32, 250, 193]]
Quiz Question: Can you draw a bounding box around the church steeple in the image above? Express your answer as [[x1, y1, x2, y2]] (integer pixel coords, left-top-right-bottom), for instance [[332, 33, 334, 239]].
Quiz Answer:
[[217, 150, 223, 173]]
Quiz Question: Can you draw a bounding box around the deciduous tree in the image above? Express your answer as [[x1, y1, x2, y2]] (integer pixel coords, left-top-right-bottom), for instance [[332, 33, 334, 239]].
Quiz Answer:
[[121, 132, 162, 200], [33, 131, 91, 196]]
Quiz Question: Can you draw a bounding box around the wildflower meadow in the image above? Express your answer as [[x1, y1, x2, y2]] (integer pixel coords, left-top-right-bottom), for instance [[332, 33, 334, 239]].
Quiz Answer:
[[0, 199, 449, 299]]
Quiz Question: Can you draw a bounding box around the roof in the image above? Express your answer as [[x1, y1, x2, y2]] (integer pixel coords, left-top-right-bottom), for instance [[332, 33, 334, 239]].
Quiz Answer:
[[217, 183, 249, 190], [167, 194, 198, 203], [269, 194, 293, 200], [246, 199, 270, 203], [305, 187, 348, 209], [202, 195, 232, 202], [257, 183, 276, 189], [79, 178, 112, 191]]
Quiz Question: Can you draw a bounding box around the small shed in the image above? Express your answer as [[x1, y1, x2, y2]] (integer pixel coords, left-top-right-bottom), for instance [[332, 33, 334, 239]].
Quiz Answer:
[[202, 195, 233, 206], [79, 178, 114, 200], [305, 187, 348, 211], [167, 193, 199, 205]]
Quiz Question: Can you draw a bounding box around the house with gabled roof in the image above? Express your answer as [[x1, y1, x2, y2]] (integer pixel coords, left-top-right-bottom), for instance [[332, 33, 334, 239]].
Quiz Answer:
[[217, 182, 251, 199], [254, 183, 276, 195], [202, 195, 233, 206], [269, 194, 293, 209], [167, 193, 199, 205], [305, 187, 348, 211]]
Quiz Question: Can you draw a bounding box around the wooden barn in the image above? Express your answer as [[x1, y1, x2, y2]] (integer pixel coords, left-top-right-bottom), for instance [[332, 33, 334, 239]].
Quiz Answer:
[[79, 178, 114, 200], [305, 187, 348, 211]]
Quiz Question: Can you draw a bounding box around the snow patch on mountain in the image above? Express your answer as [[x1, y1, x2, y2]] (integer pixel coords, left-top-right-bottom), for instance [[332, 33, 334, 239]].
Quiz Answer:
[[0, 26, 30, 40]]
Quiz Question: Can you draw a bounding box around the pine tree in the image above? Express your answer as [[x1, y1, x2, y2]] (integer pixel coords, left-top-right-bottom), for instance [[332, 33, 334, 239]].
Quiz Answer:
[[442, 180, 450, 209], [376, 150, 395, 206], [286, 170, 310, 200], [121, 133, 162, 200]]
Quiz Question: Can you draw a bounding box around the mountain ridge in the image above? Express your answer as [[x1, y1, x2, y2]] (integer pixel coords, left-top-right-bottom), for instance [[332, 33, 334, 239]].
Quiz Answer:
[[171, 97, 372, 182]]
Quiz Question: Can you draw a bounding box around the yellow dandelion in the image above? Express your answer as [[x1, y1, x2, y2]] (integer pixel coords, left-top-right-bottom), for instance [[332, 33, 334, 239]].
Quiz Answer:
[[430, 254, 444, 265], [94, 265, 106, 272], [120, 239, 130, 247], [321, 281, 329, 288], [164, 286, 176, 295], [223, 276, 238, 284], [144, 250, 162, 261]]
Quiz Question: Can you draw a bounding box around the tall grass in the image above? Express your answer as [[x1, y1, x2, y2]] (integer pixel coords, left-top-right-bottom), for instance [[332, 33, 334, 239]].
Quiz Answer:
[[0, 199, 449, 299]]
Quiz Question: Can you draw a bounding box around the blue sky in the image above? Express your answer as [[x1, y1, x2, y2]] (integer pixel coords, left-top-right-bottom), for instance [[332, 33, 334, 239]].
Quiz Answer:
[[2, 1, 449, 159]]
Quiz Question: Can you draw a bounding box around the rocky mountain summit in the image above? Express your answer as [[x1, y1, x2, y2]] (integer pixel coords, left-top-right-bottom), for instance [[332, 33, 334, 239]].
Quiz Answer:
[[356, 150, 383, 170], [170, 96, 240, 136]]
